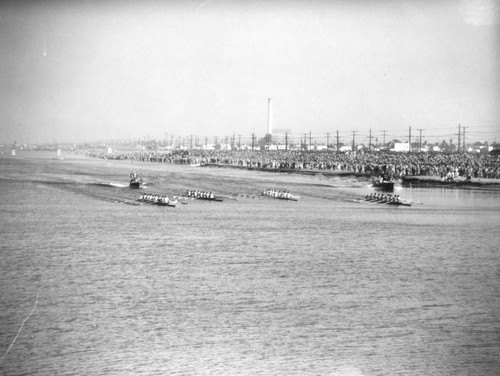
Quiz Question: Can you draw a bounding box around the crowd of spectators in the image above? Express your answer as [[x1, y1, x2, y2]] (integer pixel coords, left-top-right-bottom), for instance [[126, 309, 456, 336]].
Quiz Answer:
[[78, 148, 500, 179]]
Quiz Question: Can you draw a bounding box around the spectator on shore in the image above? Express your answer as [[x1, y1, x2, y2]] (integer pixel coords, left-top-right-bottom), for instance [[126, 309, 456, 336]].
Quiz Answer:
[[76, 148, 500, 179]]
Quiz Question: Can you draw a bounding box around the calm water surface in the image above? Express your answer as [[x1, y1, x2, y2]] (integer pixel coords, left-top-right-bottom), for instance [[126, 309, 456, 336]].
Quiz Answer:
[[1, 152, 499, 375]]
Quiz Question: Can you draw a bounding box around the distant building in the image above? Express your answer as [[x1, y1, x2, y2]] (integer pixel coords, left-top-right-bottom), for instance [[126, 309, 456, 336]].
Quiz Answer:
[[392, 142, 410, 152]]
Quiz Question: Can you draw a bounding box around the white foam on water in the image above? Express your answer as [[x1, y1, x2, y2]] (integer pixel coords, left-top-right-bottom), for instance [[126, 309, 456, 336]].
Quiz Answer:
[[107, 182, 128, 188]]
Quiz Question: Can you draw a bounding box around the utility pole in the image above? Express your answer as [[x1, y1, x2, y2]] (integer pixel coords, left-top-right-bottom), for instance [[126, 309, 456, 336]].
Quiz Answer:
[[309, 131, 312, 150], [336, 130, 339, 153], [352, 131, 357, 152], [456, 124, 461, 153], [381, 130, 388, 149], [285, 132, 288, 151], [238, 134, 241, 149], [251, 131, 255, 152], [409, 126, 412, 152], [326, 132, 330, 150], [417, 129, 425, 152], [462, 126, 467, 152], [368, 128, 374, 152], [303, 133, 307, 151]]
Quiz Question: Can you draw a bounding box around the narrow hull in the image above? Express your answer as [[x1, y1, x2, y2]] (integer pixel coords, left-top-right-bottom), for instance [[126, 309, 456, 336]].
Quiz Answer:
[[156, 201, 177, 207], [138, 198, 177, 207], [261, 191, 300, 201], [182, 196, 223, 202], [363, 198, 411, 206]]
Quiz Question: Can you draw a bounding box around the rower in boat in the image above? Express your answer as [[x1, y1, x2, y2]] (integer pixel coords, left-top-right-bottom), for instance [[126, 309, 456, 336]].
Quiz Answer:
[[365, 193, 376, 201]]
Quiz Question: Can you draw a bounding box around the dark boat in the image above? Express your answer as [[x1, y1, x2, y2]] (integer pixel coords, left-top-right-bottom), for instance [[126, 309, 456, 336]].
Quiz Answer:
[[372, 180, 394, 191], [130, 179, 142, 189], [129, 171, 143, 189]]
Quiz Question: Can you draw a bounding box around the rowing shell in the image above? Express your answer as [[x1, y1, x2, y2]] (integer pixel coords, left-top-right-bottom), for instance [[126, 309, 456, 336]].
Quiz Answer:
[[155, 201, 178, 207], [179, 195, 223, 202], [260, 191, 300, 201], [363, 198, 411, 206], [138, 198, 178, 207]]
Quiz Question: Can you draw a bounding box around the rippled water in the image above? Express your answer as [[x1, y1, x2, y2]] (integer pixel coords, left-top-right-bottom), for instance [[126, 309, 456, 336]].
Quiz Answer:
[[1, 152, 499, 375]]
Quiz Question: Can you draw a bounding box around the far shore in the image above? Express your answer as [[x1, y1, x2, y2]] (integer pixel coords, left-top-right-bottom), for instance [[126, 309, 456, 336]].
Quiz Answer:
[[4, 150, 500, 189], [200, 163, 500, 188]]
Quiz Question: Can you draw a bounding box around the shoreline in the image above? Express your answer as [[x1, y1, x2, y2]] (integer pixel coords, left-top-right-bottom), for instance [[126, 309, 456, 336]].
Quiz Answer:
[[200, 163, 500, 188], [4, 151, 500, 189], [400, 175, 500, 188]]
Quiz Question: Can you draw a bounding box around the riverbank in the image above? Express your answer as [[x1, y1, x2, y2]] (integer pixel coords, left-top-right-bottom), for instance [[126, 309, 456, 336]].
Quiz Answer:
[[200, 163, 373, 178], [401, 175, 500, 188], [5, 151, 500, 190], [201, 163, 500, 189]]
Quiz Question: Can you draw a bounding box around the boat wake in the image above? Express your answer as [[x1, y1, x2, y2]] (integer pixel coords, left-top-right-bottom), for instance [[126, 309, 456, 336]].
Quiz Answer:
[[90, 182, 150, 189], [91, 182, 129, 188]]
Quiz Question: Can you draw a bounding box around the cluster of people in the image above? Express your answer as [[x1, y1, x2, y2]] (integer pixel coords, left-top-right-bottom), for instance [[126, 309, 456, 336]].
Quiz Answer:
[[140, 193, 171, 204], [130, 171, 142, 183], [78, 148, 500, 179], [262, 189, 292, 199], [184, 190, 215, 199], [364, 193, 401, 203]]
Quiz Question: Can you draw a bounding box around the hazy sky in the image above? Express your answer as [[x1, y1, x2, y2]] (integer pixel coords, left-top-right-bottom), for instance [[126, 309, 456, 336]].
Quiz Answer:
[[0, 0, 499, 145]]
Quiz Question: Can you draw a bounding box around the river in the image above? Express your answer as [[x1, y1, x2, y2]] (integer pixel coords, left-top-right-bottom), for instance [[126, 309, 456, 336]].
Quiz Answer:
[[1, 151, 499, 376]]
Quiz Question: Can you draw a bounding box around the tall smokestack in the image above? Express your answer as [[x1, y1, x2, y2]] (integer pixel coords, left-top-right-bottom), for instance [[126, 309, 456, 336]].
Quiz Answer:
[[267, 98, 273, 135]]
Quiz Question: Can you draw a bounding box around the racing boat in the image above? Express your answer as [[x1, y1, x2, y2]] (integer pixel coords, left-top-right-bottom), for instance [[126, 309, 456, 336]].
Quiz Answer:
[[363, 197, 411, 206], [182, 190, 223, 201], [261, 189, 300, 201], [181, 195, 223, 202], [138, 194, 177, 207], [155, 200, 177, 207]]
